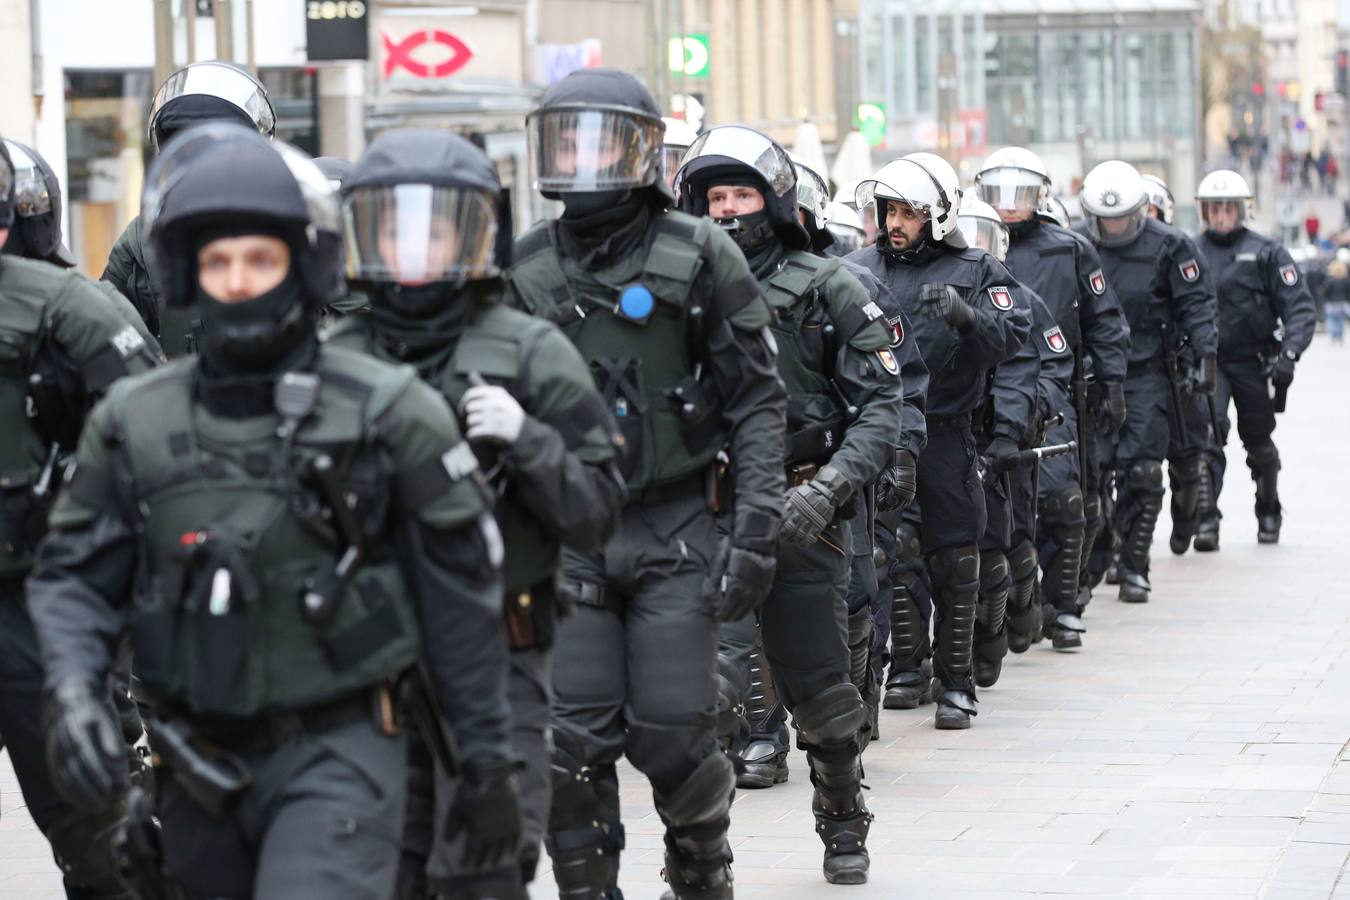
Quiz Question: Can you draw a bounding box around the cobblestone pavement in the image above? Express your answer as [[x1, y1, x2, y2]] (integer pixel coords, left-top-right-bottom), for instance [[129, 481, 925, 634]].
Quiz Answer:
[[5, 336, 1350, 899]]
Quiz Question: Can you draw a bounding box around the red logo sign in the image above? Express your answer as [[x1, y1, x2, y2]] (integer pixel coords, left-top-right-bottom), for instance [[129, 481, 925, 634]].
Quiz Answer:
[[1043, 326, 1068, 354], [988, 286, 1014, 310], [1088, 268, 1106, 296], [383, 30, 475, 79]]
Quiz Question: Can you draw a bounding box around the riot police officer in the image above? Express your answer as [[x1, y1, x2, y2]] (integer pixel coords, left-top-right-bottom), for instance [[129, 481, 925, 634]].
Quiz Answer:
[[956, 195, 1071, 683], [1075, 161, 1217, 603], [1192, 170, 1315, 546], [975, 148, 1130, 649], [677, 130, 903, 884], [510, 70, 787, 900], [0, 137, 159, 900], [849, 153, 1031, 729], [328, 129, 626, 898], [1142, 175, 1176, 225], [662, 116, 700, 190], [27, 123, 519, 899], [102, 60, 276, 355], [1, 139, 78, 267]]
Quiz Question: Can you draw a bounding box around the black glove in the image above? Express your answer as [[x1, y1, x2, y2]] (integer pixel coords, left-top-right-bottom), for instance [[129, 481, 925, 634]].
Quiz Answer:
[[1103, 379, 1128, 435], [781, 465, 851, 546], [1271, 350, 1296, 390], [44, 678, 127, 811], [983, 436, 1021, 474], [875, 449, 917, 512], [1194, 354, 1218, 395], [450, 758, 523, 872], [706, 539, 777, 622], [918, 283, 974, 332]]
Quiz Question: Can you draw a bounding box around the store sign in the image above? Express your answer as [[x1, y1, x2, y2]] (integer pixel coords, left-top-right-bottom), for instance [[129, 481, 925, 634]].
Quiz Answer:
[[306, 0, 370, 61], [668, 34, 710, 78], [854, 103, 886, 147], [383, 29, 474, 78]]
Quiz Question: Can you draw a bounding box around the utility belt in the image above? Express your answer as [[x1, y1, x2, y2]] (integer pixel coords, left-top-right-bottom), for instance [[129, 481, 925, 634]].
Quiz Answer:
[[503, 579, 559, 651], [630, 469, 709, 508], [925, 412, 973, 432]]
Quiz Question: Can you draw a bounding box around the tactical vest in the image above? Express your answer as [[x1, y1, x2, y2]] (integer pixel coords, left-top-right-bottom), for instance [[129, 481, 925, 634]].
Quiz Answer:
[[762, 253, 853, 466], [1214, 237, 1279, 356], [0, 270, 53, 579], [509, 212, 723, 491], [91, 352, 422, 718]]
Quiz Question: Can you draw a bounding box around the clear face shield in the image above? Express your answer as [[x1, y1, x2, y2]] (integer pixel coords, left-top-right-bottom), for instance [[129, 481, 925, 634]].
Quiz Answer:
[[2, 141, 52, 217], [148, 61, 276, 149], [662, 145, 689, 186], [795, 163, 830, 231], [1086, 208, 1145, 248], [977, 167, 1045, 220], [1200, 198, 1247, 233], [957, 214, 1010, 262], [343, 184, 498, 286], [526, 106, 663, 193]]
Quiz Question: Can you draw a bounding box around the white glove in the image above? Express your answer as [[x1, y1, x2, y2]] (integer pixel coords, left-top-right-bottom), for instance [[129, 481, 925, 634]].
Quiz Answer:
[[462, 384, 526, 445]]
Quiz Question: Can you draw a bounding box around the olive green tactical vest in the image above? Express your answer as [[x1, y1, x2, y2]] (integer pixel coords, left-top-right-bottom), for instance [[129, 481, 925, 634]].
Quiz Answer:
[[509, 211, 723, 491], [93, 350, 422, 718], [763, 252, 853, 466]]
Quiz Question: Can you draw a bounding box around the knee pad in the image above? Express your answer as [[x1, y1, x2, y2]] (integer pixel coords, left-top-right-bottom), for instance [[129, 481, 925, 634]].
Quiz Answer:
[[653, 752, 734, 829], [1082, 490, 1101, 523], [791, 682, 865, 748], [713, 653, 747, 738], [1041, 484, 1086, 529], [978, 550, 1010, 596], [46, 808, 126, 894], [1127, 460, 1165, 495], [1007, 539, 1038, 583], [928, 545, 980, 593], [847, 605, 872, 647], [888, 520, 924, 575], [1246, 443, 1280, 473]]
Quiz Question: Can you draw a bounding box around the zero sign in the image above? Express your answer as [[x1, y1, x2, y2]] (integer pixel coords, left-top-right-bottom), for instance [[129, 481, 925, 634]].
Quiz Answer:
[[307, 1, 366, 19]]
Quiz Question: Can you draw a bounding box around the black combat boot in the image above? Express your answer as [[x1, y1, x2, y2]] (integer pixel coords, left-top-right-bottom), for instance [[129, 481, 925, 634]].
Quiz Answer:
[[655, 754, 735, 900], [1004, 539, 1039, 654], [736, 648, 788, 789], [884, 577, 933, 709], [930, 546, 979, 730], [794, 685, 872, 885], [973, 550, 1010, 688]]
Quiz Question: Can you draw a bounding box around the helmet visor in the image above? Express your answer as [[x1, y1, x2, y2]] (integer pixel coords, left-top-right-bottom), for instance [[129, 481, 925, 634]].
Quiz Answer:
[[957, 215, 1009, 261], [1200, 199, 1247, 230], [662, 145, 688, 183], [976, 168, 1044, 215], [2, 141, 52, 217], [526, 106, 662, 193], [679, 127, 796, 199], [794, 163, 829, 225], [343, 184, 498, 285], [149, 62, 276, 147], [1086, 209, 1145, 248]]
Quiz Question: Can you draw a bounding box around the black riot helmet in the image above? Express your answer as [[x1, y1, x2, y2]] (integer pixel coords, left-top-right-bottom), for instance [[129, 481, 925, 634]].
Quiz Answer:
[[142, 121, 342, 309], [342, 129, 510, 315], [526, 68, 670, 202], [675, 125, 809, 252], [1, 139, 75, 266], [0, 140, 15, 231], [147, 61, 276, 152]]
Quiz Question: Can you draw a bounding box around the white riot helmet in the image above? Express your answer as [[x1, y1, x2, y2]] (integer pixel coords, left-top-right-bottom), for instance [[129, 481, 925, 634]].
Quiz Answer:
[[1079, 160, 1149, 248], [661, 117, 699, 184], [1195, 169, 1253, 232], [824, 201, 866, 253], [855, 152, 963, 243], [792, 156, 830, 234], [1141, 174, 1175, 225], [956, 194, 1010, 262], [975, 146, 1050, 221], [1037, 195, 1071, 228]]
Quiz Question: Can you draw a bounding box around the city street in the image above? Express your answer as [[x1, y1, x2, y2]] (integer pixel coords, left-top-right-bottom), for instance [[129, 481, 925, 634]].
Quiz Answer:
[[4, 335, 1349, 898]]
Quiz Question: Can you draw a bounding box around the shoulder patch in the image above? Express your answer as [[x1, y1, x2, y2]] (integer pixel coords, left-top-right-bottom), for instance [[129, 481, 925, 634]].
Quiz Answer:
[[1179, 258, 1200, 283], [987, 286, 1014, 310], [1088, 268, 1106, 296], [1279, 263, 1299, 286], [861, 301, 884, 321], [875, 347, 900, 375], [110, 325, 147, 359], [886, 314, 905, 348], [1042, 326, 1068, 354]]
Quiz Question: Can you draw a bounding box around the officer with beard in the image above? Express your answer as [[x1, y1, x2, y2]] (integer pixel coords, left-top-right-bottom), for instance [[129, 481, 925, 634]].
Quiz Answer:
[[849, 153, 1031, 729], [1192, 170, 1315, 546], [677, 126, 903, 885], [326, 129, 626, 899], [27, 123, 518, 898], [974, 148, 1130, 649], [510, 70, 787, 900], [102, 61, 276, 356], [1075, 161, 1217, 603], [0, 136, 160, 900]]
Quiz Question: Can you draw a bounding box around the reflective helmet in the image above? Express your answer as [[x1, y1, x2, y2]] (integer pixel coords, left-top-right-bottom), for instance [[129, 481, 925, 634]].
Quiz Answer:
[[793, 156, 830, 235], [525, 68, 667, 200], [832, 182, 860, 209], [956, 194, 1010, 263], [0, 140, 14, 230], [1196, 169, 1253, 230], [1, 139, 74, 265], [314, 157, 353, 194], [342, 129, 508, 299], [1037, 195, 1071, 229], [147, 60, 275, 152], [675, 125, 808, 251], [1079, 160, 1148, 248], [856, 152, 963, 243], [1141, 174, 1175, 225], [662, 117, 699, 184], [825, 201, 865, 253], [975, 146, 1050, 220], [142, 122, 341, 308]]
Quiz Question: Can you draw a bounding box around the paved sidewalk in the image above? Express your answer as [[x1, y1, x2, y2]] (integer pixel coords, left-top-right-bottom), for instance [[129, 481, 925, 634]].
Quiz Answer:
[[5, 336, 1349, 899]]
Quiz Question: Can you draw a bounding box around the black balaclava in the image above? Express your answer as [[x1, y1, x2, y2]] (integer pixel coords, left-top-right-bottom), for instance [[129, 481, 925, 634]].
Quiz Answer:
[[1205, 222, 1246, 247], [365, 282, 507, 382], [154, 95, 257, 149], [557, 190, 653, 268], [1008, 216, 1040, 239]]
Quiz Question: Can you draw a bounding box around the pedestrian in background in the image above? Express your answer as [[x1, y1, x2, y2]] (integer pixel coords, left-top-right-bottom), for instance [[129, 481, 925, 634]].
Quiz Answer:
[[1326, 258, 1349, 344]]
